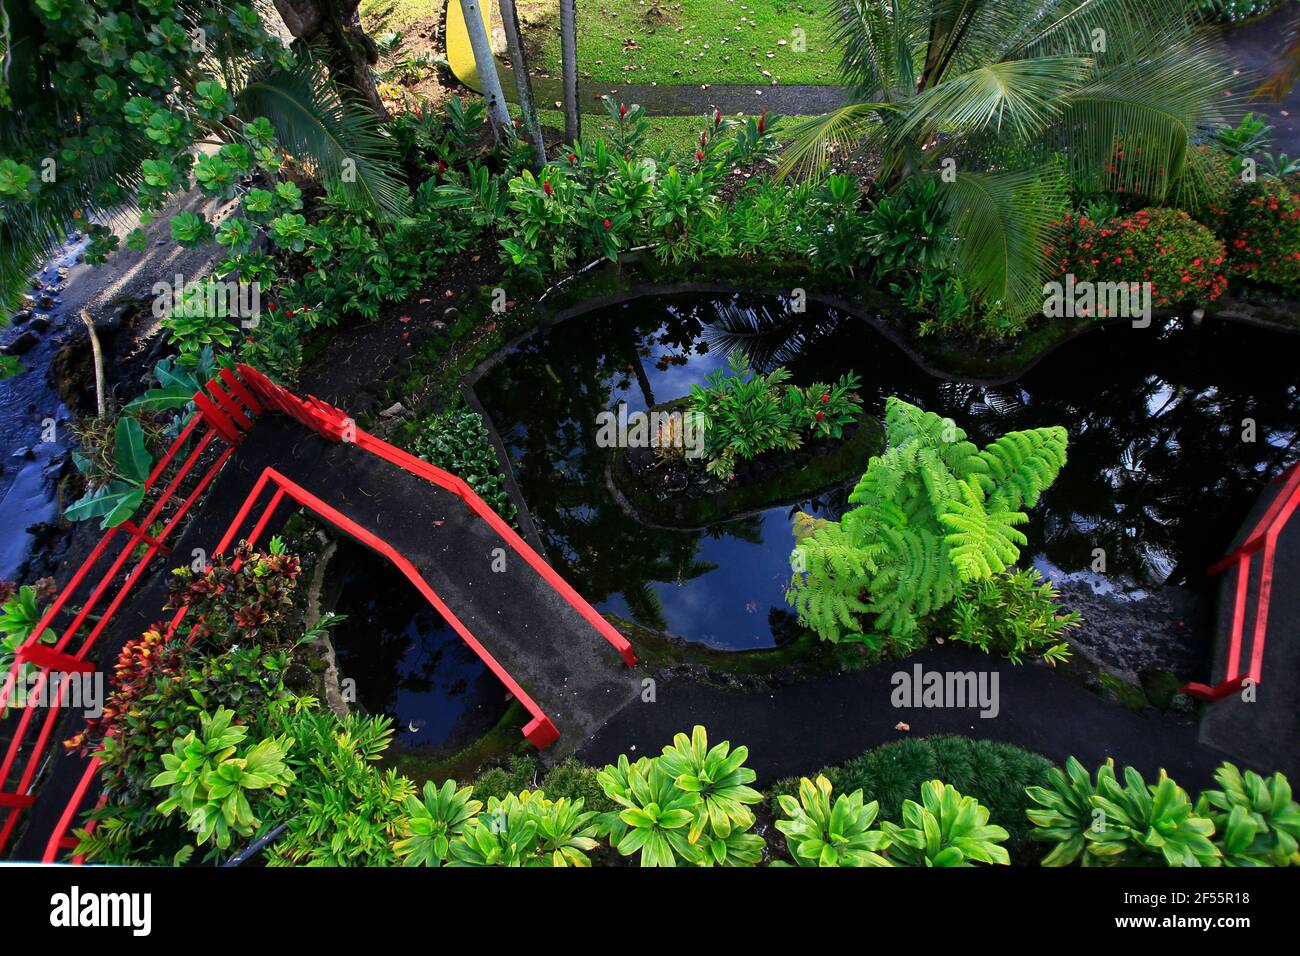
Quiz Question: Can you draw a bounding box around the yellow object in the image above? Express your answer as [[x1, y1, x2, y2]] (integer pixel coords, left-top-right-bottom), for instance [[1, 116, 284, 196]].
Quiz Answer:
[[445, 0, 491, 93]]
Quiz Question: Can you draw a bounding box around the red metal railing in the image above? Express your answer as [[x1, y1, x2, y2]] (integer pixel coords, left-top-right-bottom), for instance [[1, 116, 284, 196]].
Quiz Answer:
[[0, 370, 262, 855], [1182, 462, 1300, 701], [4, 363, 634, 861]]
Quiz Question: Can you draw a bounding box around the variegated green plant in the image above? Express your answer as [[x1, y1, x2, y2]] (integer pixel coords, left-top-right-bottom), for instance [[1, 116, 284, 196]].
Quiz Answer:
[[597, 755, 703, 867], [446, 790, 599, 867], [882, 779, 1010, 867], [658, 725, 763, 842], [776, 775, 893, 867], [1027, 757, 1221, 867]]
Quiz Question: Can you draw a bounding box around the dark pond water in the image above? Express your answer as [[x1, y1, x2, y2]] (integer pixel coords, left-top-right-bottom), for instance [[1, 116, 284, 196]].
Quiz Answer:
[[473, 293, 1299, 650], [329, 543, 507, 749]]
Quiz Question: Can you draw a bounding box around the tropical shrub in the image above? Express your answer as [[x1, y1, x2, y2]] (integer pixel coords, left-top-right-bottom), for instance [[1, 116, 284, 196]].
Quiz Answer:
[[880, 780, 1011, 867], [771, 736, 1054, 857], [947, 567, 1081, 665], [788, 397, 1068, 649], [784, 0, 1235, 319], [1045, 207, 1229, 313], [775, 775, 892, 867], [1196, 763, 1300, 866], [597, 726, 765, 867], [1217, 178, 1300, 295], [1026, 757, 1222, 866], [166, 538, 302, 648], [688, 351, 863, 480], [150, 707, 296, 851], [408, 404, 517, 523]]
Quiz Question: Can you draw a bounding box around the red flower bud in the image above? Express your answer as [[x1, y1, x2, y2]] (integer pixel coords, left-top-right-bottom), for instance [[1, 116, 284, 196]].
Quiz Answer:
[[714, 106, 722, 126], [603, 218, 612, 229], [543, 180, 553, 196], [815, 410, 824, 421], [568, 153, 576, 164], [758, 111, 767, 134], [820, 393, 830, 403], [619, 103, 628, 118], [696, 149, 704, 161], [438, 160, 447, 173]]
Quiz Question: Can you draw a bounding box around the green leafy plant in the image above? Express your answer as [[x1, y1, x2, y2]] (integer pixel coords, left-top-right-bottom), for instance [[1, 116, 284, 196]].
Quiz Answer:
[[948, 567, 1080, 664], [167, 538, 302, 648], [393, 780, 483, 866], [776, 775, 893, 867], [598, 754, 704, 867], [1196, 763, 1300, 867], [447, 790, 600, 867], [880, 779, 1011, 867], [408, 404, 517, 523], [788, 397, 1068, 648], [0, 582, 58, 718], [1026, 757, 1221, 867], [150, 707, 295, 851], [265, 709, 414, 867], [64, 417, 155, 528], [657, 725, 764, 858], [688, 351, 863, 480]]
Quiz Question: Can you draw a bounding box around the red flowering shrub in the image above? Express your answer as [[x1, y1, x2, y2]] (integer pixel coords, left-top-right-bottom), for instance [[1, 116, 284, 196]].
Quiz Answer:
[[1044, 207, 1228, 313], [1217, 178, 1300, 295]]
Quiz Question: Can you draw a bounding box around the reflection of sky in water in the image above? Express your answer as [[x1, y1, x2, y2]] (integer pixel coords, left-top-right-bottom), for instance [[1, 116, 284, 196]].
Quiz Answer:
[[477, 295, 1299, 650], [599, 502, 841, 650], [331, 568, 492, 747]]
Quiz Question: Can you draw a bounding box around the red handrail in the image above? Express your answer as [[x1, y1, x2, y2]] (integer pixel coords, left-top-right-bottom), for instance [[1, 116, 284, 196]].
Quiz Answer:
[[1182, 462, 1300, 701]]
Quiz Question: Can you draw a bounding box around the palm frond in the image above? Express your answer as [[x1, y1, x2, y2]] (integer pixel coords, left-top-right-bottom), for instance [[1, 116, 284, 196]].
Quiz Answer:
[[937, 166, 1065, 318], [1056, 36, 1237, 199], [776, 103, 892, 180], [238, 56, 411, 220], [892, 56, 1090, 148]]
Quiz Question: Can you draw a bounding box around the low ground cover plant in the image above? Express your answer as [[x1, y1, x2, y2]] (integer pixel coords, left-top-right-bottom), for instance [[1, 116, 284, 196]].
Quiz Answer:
[[406, 402, 517, 523]]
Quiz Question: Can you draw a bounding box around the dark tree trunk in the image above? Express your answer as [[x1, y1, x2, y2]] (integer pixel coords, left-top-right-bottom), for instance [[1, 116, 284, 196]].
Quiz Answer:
[[273, 0, 388, 118]]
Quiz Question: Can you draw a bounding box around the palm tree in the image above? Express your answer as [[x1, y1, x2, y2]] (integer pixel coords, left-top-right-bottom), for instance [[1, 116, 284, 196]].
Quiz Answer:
[[458, 0, 514, 141], [560, 0, 581, 143], [782, 0, 1236, 317], [272, 0, 388, 118], [500, 0, 548, 168]]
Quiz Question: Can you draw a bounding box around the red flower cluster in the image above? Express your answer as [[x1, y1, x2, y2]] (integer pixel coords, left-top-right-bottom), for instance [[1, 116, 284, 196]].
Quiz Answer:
[[1045, 207, 1228, 311], [1218, 178, 1300, 295]]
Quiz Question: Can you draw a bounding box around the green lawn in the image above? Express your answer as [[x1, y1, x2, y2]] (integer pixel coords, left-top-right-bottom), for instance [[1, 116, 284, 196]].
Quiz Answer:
[[518, 0, 842, 87], [526, 108, 813, 155]]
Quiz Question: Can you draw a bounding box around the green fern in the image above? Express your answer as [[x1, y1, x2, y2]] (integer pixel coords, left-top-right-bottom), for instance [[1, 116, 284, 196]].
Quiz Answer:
[[788, 398, 1067, 648]]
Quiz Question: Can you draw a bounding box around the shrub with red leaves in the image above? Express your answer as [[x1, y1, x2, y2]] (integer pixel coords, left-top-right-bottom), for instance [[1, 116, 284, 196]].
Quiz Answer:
[[166, 540, 302, 648], [64, 625, 180, 756], [1217, 178, 1300, 295], [1044, 207, 1228, 314]]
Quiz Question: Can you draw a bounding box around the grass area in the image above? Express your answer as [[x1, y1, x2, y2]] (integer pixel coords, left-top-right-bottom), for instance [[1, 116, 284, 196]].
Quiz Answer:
[[536, 107, 715, 153], [518, 0, 842, 87], [359, 0, 440, 32]]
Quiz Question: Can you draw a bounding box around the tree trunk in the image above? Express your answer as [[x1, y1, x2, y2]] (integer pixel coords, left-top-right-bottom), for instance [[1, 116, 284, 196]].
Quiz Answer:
[[273, 0, 388, 118], [499, 0, 547, 168], [458, 0, 513, 141], [559, 0, 580, 143], [79, 310, 106, 419]]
